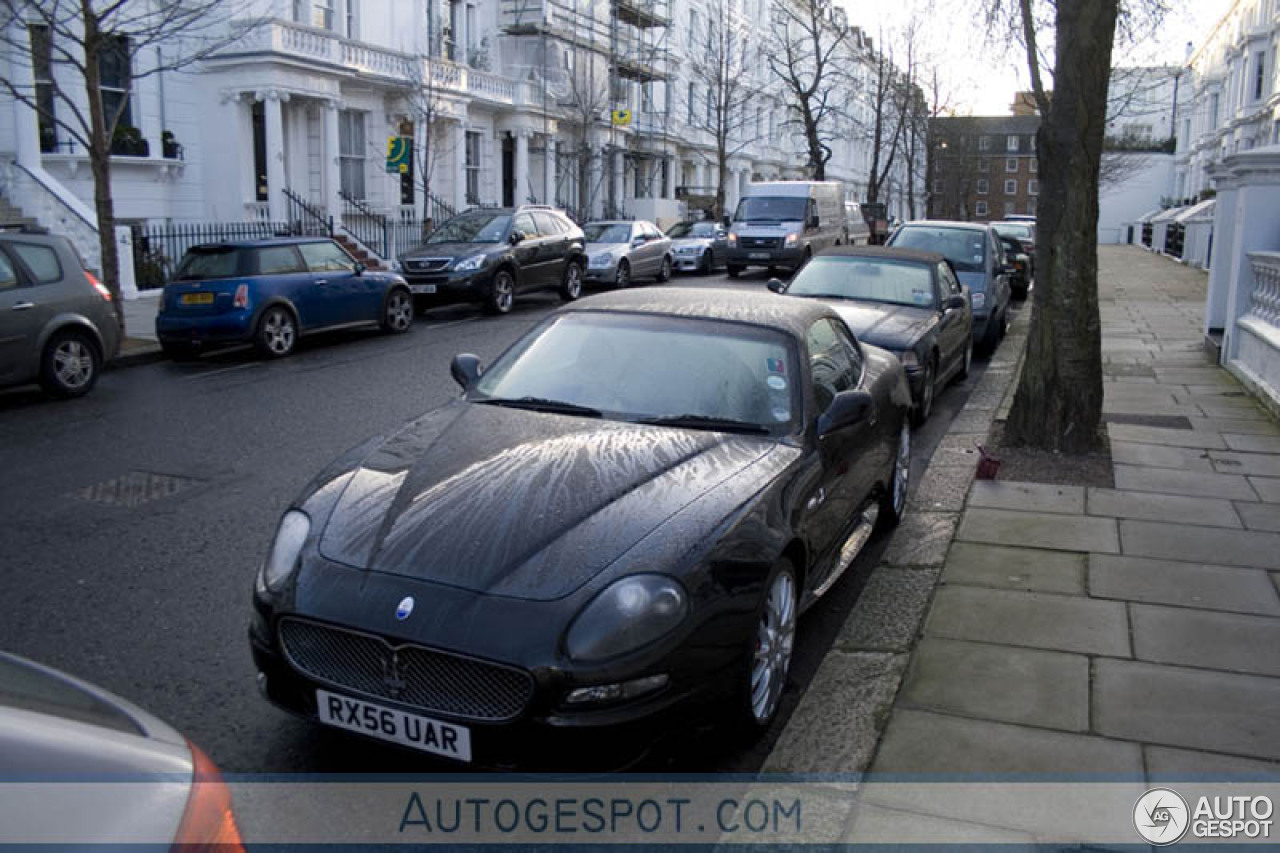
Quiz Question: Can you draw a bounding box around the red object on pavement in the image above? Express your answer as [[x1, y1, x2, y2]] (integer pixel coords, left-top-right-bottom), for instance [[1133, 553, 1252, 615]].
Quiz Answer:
[[975, 444, 1001, 480]]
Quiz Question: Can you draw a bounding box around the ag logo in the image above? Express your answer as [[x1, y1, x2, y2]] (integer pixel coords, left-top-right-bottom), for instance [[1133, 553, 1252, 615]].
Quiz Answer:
[[1134, 788, 1190, 845]]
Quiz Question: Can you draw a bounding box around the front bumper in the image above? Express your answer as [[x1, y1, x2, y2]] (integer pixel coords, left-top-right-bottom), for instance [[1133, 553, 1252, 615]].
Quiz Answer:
[[155, 310, 254, 346], [726, 246, 805, 270], [403, 268, 492, 304], [584, 261, 619, 284]]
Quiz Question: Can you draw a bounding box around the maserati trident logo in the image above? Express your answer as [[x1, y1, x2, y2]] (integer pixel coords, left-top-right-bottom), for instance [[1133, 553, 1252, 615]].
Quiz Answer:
[[1134, 788, 1190, 845], [395, 596, 415, 621], [381, 649, 407, 697]]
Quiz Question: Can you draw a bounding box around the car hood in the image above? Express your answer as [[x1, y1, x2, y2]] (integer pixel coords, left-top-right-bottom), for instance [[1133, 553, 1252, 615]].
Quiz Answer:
[[586, 242, 627, 251], [404, 243, 493, 260], [317, 403, 776, 600], [957, 271, 987, 293], [671, 238, 712, 250], [827, 302, 936, 351]]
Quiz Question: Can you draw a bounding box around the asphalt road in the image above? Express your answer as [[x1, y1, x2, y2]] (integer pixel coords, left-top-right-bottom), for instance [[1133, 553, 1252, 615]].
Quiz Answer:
[[0, 266, 1004, 774]]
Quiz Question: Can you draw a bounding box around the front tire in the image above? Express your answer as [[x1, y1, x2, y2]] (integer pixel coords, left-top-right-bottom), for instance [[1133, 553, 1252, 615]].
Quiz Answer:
[[559, 261, 584, 302], [39, 329, 100, 398], [380, 288, 413, 334], [957, 342, 972, 380], [735, 559, 797, 735], [656, 255, 672, 282], [254, 306, 297, 359], [911, 358, 935, 427], [487, 269, 516, 314], [614, 260, 631, 289], [878, 421, 910, 530], [727, 265, 743, 278], [699, 250, 712, 275]]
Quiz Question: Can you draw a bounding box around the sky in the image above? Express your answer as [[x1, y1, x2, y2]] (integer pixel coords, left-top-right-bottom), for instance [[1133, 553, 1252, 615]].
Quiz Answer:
[[837, 0, 1237, 115]]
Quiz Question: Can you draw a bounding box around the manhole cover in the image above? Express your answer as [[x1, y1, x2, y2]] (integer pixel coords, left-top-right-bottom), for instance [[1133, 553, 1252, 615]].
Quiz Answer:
[[1102, 413, 1194, 430], [72, 471, 202, 508]]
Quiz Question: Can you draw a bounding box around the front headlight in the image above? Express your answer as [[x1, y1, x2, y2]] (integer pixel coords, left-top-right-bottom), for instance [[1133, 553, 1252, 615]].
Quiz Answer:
[[727, 233, 738, 246], [784, 233, 799, 246], [258, 510, 310, 593], [565, 574, 688, 662], [589, 253, 616, 268], [453, 254, 485, 272], [971, 292, 986, 310]]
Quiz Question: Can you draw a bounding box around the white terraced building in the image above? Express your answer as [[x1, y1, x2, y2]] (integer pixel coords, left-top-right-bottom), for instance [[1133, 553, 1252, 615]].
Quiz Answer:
[[0, 0, 921, 274]]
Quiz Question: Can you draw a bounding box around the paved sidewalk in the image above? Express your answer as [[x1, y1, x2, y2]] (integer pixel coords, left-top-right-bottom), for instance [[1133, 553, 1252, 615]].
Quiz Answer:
[[766, 246, 1280, 841]]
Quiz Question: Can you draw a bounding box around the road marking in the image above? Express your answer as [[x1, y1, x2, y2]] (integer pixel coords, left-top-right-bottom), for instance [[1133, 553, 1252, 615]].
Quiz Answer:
[[184, 362, 260, 380], [420, 317, 479, 330]]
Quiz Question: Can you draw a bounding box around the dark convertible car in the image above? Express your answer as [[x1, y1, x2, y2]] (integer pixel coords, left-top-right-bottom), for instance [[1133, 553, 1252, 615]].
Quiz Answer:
[[249, 288, 910, 765], [771, 247, 972, 425]]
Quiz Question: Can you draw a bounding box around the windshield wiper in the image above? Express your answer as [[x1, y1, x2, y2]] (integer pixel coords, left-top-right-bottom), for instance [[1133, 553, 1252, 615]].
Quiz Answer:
[[474, 396, 603, 417], [637, 414, 771, 435]]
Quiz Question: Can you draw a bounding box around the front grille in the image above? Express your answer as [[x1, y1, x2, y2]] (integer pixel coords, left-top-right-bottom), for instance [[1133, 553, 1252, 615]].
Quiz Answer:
[[278, 618, 534, 722], [405, 257, 452, 272], [742, 237, 780, 249], [404, 273, 450, 285]]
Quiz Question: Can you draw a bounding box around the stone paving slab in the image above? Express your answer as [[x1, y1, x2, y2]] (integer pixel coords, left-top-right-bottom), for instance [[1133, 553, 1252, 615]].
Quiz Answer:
[[1094, 658, 1280, 760], [1130, 604, 1280, 677], [1085, 488, 1241, 527], [1154, 368, 1240, 385], [1189, 416, 1280, 435], [1235, 501, 1280, 532], [926, 586, 1129, 656], [1211, 450, 1280, 477], [1182, 384, 1253, 397], [897, 637, 1089, 731], [762, 651, 908, 774], [1225, 433, 1280, 452], [835, 568, 939, 653], [1106, 423, 1226, 449], [968, 481, 1085, 514], [908, 465, 974, 512], [1120, 519, 1280, 569], [1196, 398, 1271, 419], [957, 508, 1120, 554], [1109, 441, 1215, 471], [1089, 553, 1280, 615], [942, 542, 1086, 595], [1252, 477, 1280, 503], [1145, 746, 1280, 778], [844, 803, 1039, 845], [1113, 464, 1259, 500], [883, 511, 960, 567]]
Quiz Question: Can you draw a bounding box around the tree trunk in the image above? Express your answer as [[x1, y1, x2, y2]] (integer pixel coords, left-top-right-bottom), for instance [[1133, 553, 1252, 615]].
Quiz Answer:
[[80, 11, 124, 325], [1004, 0, 1117, 452]]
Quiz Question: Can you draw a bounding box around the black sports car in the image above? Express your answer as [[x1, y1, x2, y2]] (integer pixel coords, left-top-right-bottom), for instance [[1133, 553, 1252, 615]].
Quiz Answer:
[[771, 247, 973, 426], [249, 288, 911, 766]]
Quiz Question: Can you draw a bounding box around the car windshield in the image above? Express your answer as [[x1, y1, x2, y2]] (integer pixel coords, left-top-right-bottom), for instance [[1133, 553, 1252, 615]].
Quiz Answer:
[[425, 213, 512, 244], [667, 222, 716, 238], [473, 312, 798, 433], [734, 196, 807, 222], [583, 224, 632, 244], [890, 227, 988, 272], [787, 257, 936, 308], [992, 223, 1032, 240], [174, 246, 240, 281]]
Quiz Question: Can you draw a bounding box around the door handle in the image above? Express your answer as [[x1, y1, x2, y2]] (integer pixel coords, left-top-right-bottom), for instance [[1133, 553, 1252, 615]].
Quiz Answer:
[[806, 487, 825, 512], [314, 279, 329, 285], [11, 302, 35, 311]]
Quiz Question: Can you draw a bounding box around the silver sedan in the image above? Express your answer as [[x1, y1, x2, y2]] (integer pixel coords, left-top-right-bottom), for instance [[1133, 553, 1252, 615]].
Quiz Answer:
[[583, 220, 673, 288]]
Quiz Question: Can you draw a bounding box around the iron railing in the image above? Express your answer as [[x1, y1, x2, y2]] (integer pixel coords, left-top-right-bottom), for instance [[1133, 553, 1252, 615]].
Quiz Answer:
[[283, 187, 333, 237], [130, 220, 291, 289], [338, 190, 390, 260]]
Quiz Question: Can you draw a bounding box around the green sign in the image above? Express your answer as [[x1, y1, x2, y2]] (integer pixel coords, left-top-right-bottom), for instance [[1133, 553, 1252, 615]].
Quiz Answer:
[[386, 136, 412, 174]]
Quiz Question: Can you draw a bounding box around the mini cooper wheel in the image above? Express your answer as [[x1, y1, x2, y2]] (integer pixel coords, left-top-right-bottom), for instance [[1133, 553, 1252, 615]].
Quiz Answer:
[[255, 306, 297, 358], [39, 329, 99, 398], [381, 288, 413, 334], [656, 255, 672, 282], [487, 269, 516, 314], [738, 559, 797, 733], [559, 261, 584, 302], [878, 422, 910, 530]]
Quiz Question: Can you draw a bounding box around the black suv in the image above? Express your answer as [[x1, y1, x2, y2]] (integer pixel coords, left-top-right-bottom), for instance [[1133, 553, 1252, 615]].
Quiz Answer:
[[396, 206, 587, 315]]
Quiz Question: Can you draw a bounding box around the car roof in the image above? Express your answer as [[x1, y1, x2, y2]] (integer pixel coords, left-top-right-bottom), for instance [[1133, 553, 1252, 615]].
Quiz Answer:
[[815, 245, 946, 266], [567, 285, 843, 338], [897, 220, 990, 233], [584, 220, 638, 226], [187, 236, 335, 250]]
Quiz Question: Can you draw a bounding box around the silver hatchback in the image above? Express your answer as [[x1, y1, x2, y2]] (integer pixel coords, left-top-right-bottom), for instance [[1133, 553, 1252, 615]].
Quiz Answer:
[[0, 231, 120, 398]]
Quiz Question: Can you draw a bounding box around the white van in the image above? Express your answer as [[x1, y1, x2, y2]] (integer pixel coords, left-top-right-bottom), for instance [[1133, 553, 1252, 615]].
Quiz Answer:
[[845, 201, 872, 245], [726, 181, 845, 276]]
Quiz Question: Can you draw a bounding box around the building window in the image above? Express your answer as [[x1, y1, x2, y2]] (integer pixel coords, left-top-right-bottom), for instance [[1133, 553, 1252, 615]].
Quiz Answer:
[[29, 25, 57, 152], [1026, 198, 1037, 215], [1006, 158, 1017, 172], [338, 109, 366, 199], [1004, 202, 1016, 217], [1030, 157, 1037, 173], [298, 0, 335, 29], [979, 157, 990, 173], [688, 10, 698, 50], [641, 82, 653, 113], [1028, 179, 1038, 195], [1255, 51, 1267, 100], [1209, 92, 1220, 127], [347, 0, 359, 37], [98, 34, 132, 131], [978, 136, 990, 151], [976, 179, 989, 195], [1007, 134, 1018, 151], [932, 179, 943, 194], [465, 130, 482, 204], [1004, 179, 1017, 195], [687, 82, 696, 125], [975, 201, 988, 217]]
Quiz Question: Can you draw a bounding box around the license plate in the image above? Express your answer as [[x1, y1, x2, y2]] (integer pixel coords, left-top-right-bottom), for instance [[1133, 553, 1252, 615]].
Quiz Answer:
[[749, 252, 770, 260], [316, 689, 471, 762], [410, 284, 437, 295], [181, 292, 214, 305]]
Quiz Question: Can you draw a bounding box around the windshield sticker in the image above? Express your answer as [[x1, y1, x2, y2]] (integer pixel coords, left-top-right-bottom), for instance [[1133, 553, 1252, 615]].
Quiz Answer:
[[766, 357, 786, 374], [912, 289, 931, 305], [772, 407, 791, 422], [767, 375, 787, 390]]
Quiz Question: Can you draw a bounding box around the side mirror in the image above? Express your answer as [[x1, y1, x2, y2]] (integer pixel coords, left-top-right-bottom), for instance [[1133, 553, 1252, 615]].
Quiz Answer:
[[353, 262, 366, 276], [509, 231, 525, 245], [818, 389, 874, 436], [722, 216, 731, 228], [767, 278, 787, 294], [945, 293, 968, 311], [631, 236, 646, 248], [450, 353, 483, 389]]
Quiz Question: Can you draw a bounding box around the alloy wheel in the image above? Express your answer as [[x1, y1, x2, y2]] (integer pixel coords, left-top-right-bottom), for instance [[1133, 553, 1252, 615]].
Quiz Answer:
[[751, 569, 796, 725], [493, 272, 515, 312], [385, 291, 412, 331], [53, 338, 94, 389], [262, 309, 295, 356], [615, 262, 630, 289], [563, 263, 583, 299]]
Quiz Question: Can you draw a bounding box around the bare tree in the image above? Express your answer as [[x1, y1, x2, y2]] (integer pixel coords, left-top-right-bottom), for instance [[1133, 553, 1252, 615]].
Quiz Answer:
[[0, 1, 261, 312], [683, 0, 758, 219], [401, 60, 462, 233], [560, 49, 611, 221], [767, 0, 848, 180], [863, 32, 909, 206]]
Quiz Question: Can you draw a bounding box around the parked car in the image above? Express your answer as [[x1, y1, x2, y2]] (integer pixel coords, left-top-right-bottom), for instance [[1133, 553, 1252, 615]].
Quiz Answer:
[[156, 237, 413, 360], [844, 202, 872, 245], [0, 230, 120, 398], [770, 247, 972, 426], [992, 220, 1036, 285], [583, 220, 673, 287], [666, 220, 728, 274], [250, 287, 911, 766], [396, 206, 586, 315], [997, 234, 1032, 298], [0, 650, 242, 848], [887, 220, 1012, 354], [726, 181, 846, 277]]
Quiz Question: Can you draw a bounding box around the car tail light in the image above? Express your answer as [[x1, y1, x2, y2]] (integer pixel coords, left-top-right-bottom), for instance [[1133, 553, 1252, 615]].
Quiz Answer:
[[172, 741, 244, 853], [233, 284, 249, 308], [86, 271, 112, 301]]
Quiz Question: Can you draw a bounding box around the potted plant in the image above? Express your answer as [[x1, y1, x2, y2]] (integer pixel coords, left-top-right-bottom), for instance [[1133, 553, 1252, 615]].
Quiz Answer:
[[161, 130, 182, 160], [110, 124, 149, 157]]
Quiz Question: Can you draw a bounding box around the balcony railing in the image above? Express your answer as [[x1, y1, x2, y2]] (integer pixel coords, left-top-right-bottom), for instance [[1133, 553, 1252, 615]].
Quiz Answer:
[[1247, 252, 1280, 331]]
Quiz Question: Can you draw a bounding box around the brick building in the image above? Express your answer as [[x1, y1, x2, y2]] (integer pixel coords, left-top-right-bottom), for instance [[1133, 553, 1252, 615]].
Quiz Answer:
[[927, 114, 1040, 221]]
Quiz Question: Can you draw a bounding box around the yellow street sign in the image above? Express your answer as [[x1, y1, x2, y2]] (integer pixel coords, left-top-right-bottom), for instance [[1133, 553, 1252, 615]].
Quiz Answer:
[[611, 109, 632, 127], [386, 136, 411, 174]]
